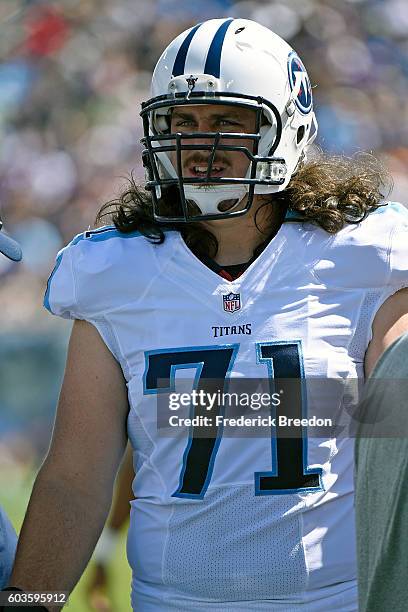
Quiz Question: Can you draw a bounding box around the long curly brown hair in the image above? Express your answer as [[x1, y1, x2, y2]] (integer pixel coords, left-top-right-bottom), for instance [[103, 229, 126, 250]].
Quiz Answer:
[[96, 151, 392, 260]]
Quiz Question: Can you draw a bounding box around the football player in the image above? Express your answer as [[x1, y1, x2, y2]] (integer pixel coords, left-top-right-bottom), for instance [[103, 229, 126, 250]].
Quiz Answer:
[[4, 18, 408, 612], [0, 213, 21, 589]]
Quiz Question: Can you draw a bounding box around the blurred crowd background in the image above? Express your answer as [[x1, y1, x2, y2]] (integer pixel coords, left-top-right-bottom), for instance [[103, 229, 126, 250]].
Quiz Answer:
[[1, 0, 408, 495]]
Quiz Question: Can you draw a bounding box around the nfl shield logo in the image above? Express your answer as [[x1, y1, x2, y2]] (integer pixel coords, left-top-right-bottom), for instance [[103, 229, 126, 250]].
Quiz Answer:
[[223, 292, 241, 313]]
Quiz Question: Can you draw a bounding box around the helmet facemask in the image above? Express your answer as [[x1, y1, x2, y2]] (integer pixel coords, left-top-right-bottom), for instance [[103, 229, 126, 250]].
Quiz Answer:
[[141, 89, 287, 223]]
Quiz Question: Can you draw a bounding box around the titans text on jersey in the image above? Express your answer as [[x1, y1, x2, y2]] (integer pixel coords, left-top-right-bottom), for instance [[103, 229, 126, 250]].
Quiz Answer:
[[212, 324, 252, 338]]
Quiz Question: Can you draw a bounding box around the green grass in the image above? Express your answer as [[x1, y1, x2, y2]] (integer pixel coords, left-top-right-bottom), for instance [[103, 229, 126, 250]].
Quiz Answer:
[[1, 470, 132, 612]]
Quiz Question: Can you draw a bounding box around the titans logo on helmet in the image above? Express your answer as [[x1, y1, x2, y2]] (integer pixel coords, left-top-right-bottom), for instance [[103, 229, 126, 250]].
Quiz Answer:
[[287, 52, 312, 115]]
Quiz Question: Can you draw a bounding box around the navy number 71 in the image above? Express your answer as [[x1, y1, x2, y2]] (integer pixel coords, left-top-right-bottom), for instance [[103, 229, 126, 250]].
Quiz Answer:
[[144, 342, 322, 498]]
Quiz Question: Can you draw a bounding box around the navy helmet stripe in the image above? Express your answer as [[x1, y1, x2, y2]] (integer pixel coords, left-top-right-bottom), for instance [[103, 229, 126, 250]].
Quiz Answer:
[[204, 18, 234, 78], [172, 23, 203, 77]]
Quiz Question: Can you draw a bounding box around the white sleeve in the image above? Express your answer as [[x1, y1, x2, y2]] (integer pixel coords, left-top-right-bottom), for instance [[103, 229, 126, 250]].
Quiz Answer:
[[43, 233, 127, 373], [44, 241, 80, 319], [387, 224, 408, 292], [364, 210, 408, 346], [43, 228, 161, 380]]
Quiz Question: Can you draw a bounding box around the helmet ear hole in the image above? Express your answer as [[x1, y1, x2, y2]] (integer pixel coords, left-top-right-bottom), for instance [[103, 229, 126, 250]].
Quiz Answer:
[[296, 125, 305, 145]]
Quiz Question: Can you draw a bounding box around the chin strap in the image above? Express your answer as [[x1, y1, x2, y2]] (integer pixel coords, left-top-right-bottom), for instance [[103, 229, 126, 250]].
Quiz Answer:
[[183, 184, 248, 215]]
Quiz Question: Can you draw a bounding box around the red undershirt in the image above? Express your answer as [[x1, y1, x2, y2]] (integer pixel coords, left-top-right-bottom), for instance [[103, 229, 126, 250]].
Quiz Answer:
[[202, 258, 251, 281]]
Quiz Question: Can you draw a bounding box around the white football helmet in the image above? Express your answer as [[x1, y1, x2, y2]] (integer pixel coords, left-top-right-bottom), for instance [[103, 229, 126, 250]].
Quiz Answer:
[[141, 17, 317, 222]]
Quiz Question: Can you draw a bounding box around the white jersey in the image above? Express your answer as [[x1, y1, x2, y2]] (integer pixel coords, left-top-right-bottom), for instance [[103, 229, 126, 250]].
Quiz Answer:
[[45, 203, 408, 611]]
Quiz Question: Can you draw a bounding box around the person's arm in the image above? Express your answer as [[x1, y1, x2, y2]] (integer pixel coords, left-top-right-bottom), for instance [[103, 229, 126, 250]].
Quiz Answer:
[[104, 444, 134, 532], [364, 287, 408, 377], [8, 319, 129, 599], [86, 444, 134, 611]]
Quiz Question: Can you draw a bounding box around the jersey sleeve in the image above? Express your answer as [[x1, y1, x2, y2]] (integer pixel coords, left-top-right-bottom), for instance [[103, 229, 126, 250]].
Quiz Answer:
[[387, 221, 408, 292], [361, 205, 408, 347], [44, 238, 79, 320], [311, 202, 408, 292], [44, 227, 150, 320], [44, 227, 177, 324], [44, 227, 162, 376], [308, 202, 408, 351], [374, 203, 408, 311]]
